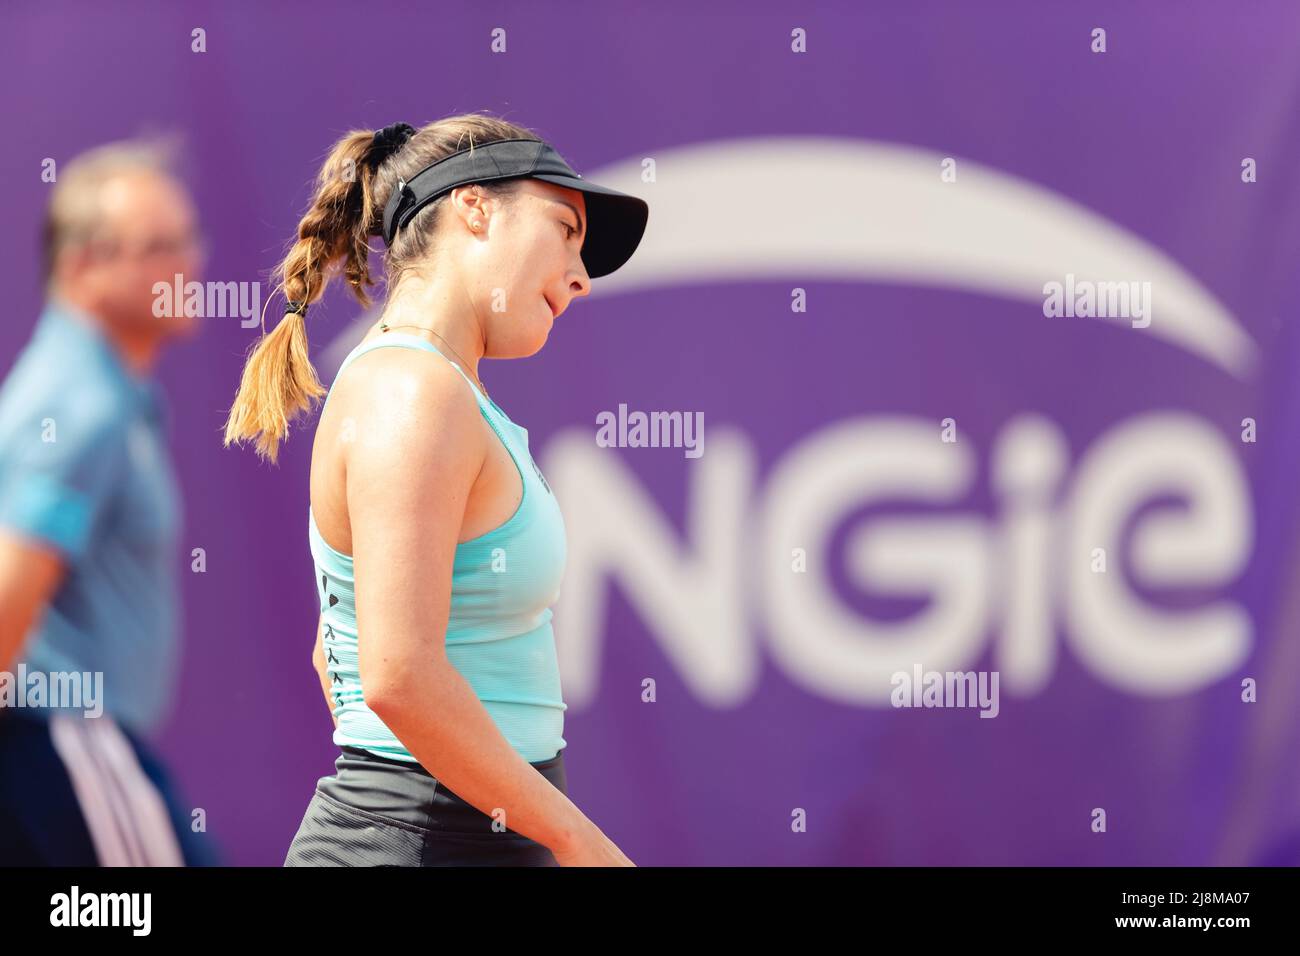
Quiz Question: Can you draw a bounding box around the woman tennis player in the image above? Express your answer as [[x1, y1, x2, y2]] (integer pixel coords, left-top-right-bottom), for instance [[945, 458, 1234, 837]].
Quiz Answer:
[[223, 113, 647, 866]]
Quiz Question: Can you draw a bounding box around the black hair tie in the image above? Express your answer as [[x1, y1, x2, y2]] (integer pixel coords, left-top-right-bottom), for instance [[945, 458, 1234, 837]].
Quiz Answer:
[[369, 122, 416, 169], [285, 300, 308, 317]]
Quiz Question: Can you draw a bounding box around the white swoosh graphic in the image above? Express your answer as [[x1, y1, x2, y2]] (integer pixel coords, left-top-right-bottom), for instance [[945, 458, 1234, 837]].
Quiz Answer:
[[325, 136, 1257, 380]]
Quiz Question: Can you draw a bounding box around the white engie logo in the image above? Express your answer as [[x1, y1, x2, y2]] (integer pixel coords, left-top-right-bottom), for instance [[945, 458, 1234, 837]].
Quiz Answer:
[[327, 136, 1258, 714], [50, 886, 151, 936], [545, 411, 1252, 710]]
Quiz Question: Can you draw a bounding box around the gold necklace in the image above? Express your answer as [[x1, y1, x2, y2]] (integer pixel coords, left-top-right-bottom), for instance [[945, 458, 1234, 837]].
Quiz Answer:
[[377, 321, 489, 400]]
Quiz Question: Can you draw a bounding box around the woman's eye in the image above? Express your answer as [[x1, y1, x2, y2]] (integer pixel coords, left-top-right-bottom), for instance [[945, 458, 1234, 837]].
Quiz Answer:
[[565, 223, 577, 239]]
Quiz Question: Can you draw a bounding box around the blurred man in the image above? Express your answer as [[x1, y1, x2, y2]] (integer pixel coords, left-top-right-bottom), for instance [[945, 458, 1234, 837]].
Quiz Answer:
[[0, 139, 214, 865]]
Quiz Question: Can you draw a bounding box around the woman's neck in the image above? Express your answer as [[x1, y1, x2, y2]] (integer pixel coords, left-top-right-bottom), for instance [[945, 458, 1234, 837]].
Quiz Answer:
[[381, 279, 485, 381]]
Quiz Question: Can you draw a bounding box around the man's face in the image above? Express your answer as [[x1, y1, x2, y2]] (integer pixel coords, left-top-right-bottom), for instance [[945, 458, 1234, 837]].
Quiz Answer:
[[71, 171, 205, 340]]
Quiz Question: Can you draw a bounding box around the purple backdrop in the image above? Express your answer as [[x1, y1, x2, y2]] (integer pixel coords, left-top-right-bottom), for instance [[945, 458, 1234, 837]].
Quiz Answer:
[[2, 0, 1299, 865]]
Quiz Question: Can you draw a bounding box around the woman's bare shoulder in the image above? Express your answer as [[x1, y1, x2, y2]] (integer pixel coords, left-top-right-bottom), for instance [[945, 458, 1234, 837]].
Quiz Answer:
[[328, 345, 488, 481]]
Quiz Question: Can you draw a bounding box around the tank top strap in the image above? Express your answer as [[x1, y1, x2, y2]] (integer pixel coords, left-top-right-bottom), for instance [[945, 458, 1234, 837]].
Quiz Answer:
[[323, 332, 495, 418]]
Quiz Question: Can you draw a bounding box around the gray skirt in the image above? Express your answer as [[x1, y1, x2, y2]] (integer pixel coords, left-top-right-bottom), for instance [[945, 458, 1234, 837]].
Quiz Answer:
[[285, 746, 568, 867]]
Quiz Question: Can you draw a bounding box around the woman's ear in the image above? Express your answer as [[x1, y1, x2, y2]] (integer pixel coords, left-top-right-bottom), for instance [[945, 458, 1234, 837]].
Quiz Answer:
[[450, 184, 491, 231]]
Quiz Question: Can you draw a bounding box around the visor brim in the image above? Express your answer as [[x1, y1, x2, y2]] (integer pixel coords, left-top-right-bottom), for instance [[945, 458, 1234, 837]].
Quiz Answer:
[[531, 173, 649, 279]]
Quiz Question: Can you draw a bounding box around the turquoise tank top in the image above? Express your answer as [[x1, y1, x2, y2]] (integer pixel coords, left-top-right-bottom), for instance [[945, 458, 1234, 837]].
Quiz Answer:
[[309, 333, 568, 764]]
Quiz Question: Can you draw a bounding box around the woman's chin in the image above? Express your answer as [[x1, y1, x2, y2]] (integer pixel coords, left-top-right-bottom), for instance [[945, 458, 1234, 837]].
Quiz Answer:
[[489, 328, 552, 359], [526, 329, 552, 355]]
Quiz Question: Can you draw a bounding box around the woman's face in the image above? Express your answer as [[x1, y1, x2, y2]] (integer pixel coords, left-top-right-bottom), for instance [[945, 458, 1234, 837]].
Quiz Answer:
[[465, 178, 591, 358]]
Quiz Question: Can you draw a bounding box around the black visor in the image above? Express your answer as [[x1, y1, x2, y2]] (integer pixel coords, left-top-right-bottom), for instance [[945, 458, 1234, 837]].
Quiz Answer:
[[381, 138, 649, 279]]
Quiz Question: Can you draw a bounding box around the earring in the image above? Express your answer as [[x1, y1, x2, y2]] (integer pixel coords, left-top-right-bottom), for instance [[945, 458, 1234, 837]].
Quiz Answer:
[[471, 220, 482, 231]]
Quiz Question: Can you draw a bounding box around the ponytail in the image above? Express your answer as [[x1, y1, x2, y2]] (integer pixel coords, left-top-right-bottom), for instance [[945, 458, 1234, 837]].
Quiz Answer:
[[223, 130, 383, 463]]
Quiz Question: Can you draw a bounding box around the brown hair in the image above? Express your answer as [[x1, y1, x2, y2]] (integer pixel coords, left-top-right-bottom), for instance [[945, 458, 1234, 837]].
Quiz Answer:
[[222, 112, 542, 463]]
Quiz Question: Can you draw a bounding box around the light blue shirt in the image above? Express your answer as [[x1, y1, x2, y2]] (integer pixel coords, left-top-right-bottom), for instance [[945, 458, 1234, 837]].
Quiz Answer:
[[0, 300, 182, 734], [310, 334, 568, 764]]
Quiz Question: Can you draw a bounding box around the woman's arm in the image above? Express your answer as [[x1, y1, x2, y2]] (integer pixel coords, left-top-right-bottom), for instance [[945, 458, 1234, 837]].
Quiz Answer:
[[344, 350, 597, 857], [312, 613, 337, 728]]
